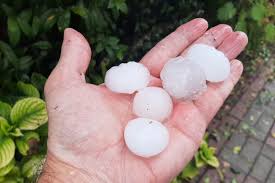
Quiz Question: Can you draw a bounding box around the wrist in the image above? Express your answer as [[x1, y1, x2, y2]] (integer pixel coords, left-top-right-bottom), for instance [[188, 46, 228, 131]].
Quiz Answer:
[[38, 152, 102, 183]]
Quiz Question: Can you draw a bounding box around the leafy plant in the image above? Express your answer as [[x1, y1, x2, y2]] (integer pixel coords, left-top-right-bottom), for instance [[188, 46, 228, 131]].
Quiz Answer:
[[0, 82, 47, 182]]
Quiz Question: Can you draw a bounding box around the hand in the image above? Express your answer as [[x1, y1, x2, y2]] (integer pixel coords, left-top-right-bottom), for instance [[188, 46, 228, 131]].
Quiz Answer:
[[39, 18, 248, 183]]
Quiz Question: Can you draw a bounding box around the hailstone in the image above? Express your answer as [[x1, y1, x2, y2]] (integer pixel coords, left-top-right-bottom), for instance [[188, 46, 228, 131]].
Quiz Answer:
[[124, 118, 169, 157], [105, 62, 150, 94], [133, 87, 173, 121], [185, 44, 230, 82], [160, 57, 207, 100]]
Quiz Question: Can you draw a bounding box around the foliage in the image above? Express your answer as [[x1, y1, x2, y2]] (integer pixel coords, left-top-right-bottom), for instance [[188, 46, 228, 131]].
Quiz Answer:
[[172, 138, 220, 182], [0, 0, 274, 182], [0, 82, 47, 182]]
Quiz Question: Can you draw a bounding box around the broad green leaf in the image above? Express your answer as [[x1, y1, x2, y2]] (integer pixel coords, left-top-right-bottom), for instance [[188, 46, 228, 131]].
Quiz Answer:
[[195, 153, 205, 168], [0, 101, 12, 120], [206, 156, 220, 168], [19, 9, 32, 23], [0, 137, 15, 168], [41, 9, 58, 32], [250, 3, 266, 21], [17, 81, 40, 98], [10, 98, 48, 130], [217, 2, 236, 21], [32, 41, 52, 50], [57, 10, 71, 31], [9, 128, 23, 137], [7, 17, 21, 46], [265, 23, 275, 41], [15, 139, 29, 156], [0, 117, 11, 136], [17, 56, 33, 71], [71, 6, 88, 18], [181, 162, 199, 180], [23, 131, 40, 142], [32, 16, 41, 37], [0, 41, 18, 67], [22, 155, 44, 179], [31, 73, 47, 91], [0, 159, 15, 176], [17, 16, 32, 38]]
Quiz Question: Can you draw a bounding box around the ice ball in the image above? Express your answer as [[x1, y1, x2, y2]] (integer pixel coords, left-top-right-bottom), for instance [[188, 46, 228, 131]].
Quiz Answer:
[[105, 62, 150, 94], [124, 118, 169, 158], [133, 87, 173, 122], [186, 44, 230, 82], [160, 57, 207, 100]]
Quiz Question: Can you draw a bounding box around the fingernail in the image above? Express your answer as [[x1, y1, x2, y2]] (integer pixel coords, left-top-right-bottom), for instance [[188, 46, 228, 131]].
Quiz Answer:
[[231, 60, 243, 73]]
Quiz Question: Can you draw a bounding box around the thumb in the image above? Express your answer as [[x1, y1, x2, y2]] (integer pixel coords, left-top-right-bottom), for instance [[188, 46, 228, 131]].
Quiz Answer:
[[44, 28, 92, 95]]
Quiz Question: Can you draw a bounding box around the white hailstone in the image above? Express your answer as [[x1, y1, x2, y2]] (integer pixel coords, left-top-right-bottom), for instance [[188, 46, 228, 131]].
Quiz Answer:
[[185, 44, 230, 82], [124, 118, 169, 158], [105, 62, 150, 94], [160, 57, 207, 100], [133, 87, 173, 122]]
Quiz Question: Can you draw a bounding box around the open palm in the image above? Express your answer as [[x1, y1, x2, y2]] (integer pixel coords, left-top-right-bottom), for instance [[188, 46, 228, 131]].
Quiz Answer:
[[40, 18, 248, 183]]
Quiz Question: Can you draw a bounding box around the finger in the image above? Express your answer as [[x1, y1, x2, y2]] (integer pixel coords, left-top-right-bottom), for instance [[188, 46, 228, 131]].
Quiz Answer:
[[218, 31, 248, 60], [194, 60, 243, 123], [140, 18, 208, 77], [149, 76, 162, 87], [45, 28, 92, 94], [180, 24, 232, 56]]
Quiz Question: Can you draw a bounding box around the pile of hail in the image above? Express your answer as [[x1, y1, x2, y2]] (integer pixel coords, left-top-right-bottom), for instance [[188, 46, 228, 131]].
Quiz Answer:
[[104, 44, 230, 158]]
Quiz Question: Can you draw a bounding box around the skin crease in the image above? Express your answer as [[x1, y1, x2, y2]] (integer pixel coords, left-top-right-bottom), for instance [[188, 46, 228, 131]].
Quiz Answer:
[[39, 18, 248, 183]]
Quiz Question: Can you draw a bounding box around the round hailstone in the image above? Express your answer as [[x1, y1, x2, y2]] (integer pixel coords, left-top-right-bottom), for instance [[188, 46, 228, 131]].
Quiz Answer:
[[124, 118, 169, 158], [105, 62, 150, 94], [185, 44, 230, 82], [160, 57, 207, 100], [133, 87, 173, 122]]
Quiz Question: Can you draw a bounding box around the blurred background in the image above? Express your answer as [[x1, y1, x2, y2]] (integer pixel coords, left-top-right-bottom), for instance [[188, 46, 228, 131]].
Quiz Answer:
[[0, 0, 274, 182]]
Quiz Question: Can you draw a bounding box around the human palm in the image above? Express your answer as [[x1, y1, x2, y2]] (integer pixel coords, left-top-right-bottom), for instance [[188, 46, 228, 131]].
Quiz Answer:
[[40, 19, 248, 183]]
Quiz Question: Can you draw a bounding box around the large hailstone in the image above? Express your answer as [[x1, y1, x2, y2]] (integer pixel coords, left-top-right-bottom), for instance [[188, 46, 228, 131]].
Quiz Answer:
[[160, 57, 207, 100], [105, 62, 150, 94], [186, 44, 230, 82], [124, 118, 169, 158], [133, 87, 173, 122]]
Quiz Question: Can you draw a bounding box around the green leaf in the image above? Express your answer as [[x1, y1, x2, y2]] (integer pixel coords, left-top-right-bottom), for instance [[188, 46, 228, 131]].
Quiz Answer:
[[17, 56, 33, 71], [31, 73, 47, 91], [19, 9, 32, 23], [235, 20, 247, 32], [195, 153, 206, 168], [0, 101, 12, 120], [181, 162, 199, 180], [17, 16, 32, 38], [205, 156, 220, 168], [10, 97, 48, 130], [32, 41, 52, 50], [17, 81, 40, 98], [250, 3, 266, 21], [1, 4, 15, 16], [0, 137, 15, 168], [231, 178, 238, 183], [22, 155, 44, 179], [0, 41, 18, 67], [41, 9, 58, 32], [9, 128, 23, 137], [265, 23, 275, 41], [32, 16, 41, 37], [217, 2, 236, 21], [57, 10, 71, 31], [233, 146, 241, 154], [0, 159, 15, 176], [15, 139, 29, 156], [0, 117, 11, 136], [23, 131, 40, 142], [7, 17, 21, 46], [71, 6, 88, 18]]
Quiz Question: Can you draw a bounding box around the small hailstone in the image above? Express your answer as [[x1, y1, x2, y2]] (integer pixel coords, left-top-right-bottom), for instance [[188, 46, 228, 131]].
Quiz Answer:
[[124, 118, 169, 158], [186, 44, 230, 82], [160, 57, 207, 100], [133, 87, 173, 122], [105, 62, 150, 94]]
